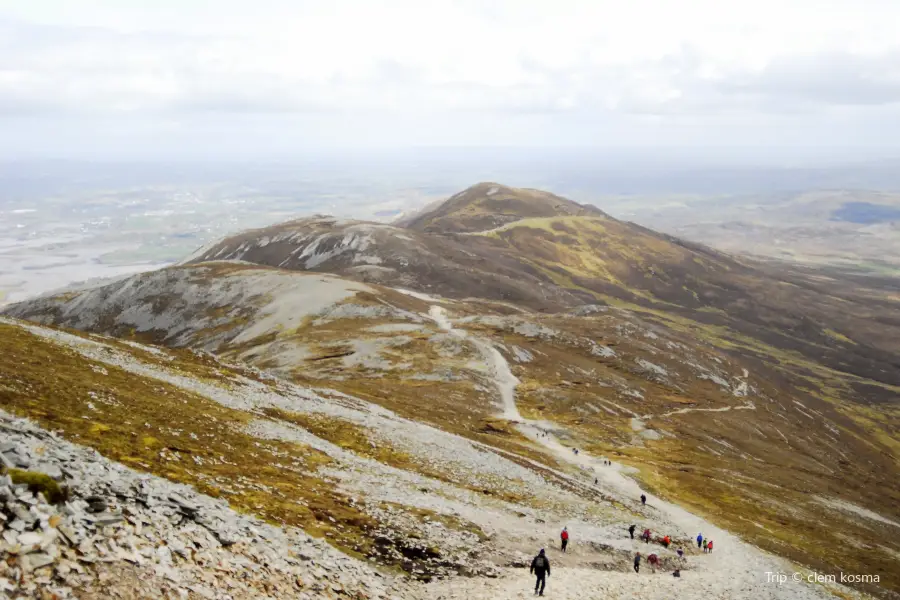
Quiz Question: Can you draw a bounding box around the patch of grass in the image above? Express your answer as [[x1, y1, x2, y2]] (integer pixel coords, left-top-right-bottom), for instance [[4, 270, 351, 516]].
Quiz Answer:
[[262, 407, 418, 468], [7, 468, 69, 504], [822, 328, 856, 345]]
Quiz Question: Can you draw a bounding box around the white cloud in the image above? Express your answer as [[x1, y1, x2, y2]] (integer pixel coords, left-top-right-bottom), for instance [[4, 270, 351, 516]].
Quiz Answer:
[[1, 0, 900, 154]]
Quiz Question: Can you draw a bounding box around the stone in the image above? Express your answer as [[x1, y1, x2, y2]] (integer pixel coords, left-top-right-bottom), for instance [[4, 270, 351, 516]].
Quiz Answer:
[[94, 515, 124, 527], [56, 526, 80, 546], [22, 552, 55, 572], [8, 519, 27, 532], [0, 452, 15, 470], [17, 532, 43, 550]]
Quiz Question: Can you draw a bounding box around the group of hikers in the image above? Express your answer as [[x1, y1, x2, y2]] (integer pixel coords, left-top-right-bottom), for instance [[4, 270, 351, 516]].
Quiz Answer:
[[628, 524, 674, 548], [529, 525, 714, 593]]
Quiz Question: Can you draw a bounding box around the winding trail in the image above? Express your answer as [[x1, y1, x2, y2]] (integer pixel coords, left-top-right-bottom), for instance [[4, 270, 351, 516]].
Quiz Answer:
[[426, 305, 853, 600], [430, 306, 523, 421], [643, 401, 757, 420]]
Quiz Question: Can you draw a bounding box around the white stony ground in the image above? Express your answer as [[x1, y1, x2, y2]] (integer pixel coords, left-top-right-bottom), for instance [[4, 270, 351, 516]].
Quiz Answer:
[[0, 410, 419, 600], [0, 312, 874, 600]]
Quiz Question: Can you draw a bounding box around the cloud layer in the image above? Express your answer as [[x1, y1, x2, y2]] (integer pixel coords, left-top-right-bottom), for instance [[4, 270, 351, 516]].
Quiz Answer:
[[1, 0, 899, 156]]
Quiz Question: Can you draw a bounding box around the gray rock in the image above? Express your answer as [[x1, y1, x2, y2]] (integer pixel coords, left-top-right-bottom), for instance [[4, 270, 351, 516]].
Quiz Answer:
[[0, 452, 15, 470], [22, 552, 55, 572], [16, 532, 43, 550], [94, 515, 125, 527]]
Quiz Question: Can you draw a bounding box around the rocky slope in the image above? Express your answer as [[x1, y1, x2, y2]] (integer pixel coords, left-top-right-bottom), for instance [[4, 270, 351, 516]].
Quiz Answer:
[[3, 182, 899, 598], [180, 183, 900, 392], [0, 316, 878, 600]]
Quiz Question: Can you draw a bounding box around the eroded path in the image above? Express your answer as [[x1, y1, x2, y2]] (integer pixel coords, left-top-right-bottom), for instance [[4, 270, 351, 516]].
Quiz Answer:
[[425, 305, 856, 600]]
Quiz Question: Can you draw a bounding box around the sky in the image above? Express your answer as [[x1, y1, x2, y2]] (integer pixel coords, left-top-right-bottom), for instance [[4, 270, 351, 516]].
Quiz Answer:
[[2, 0, 900, 161]]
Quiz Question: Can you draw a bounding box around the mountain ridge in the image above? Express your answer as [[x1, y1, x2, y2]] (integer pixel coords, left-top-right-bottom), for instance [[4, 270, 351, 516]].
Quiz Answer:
[[2, 182, 898, 598]]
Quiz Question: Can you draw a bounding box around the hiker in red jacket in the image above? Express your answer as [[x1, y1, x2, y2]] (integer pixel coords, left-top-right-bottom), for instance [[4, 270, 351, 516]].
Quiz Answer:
[[648, 553, 660, 573], [642, 528, 651, 543], [560, 527, 569, 552]]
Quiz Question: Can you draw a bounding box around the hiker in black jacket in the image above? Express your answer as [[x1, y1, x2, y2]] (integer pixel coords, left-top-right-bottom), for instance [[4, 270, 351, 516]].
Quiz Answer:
[[628, 524, 636, 539], [530, 549, 551, 596]]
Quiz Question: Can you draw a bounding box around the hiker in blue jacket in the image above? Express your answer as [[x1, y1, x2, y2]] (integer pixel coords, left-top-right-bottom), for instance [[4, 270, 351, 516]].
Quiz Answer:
[[530, 549, 550, 596], [697, 533, 703, 549]]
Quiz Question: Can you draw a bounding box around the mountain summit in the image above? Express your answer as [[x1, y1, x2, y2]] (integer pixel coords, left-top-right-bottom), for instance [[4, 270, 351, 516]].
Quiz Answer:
[[402, 182, 606, 233]]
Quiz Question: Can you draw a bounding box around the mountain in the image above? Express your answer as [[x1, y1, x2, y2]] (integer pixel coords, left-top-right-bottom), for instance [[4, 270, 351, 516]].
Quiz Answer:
[[3, 183, 899, 598], [181, 183, 900, 390], [401, 182, 607, 233]]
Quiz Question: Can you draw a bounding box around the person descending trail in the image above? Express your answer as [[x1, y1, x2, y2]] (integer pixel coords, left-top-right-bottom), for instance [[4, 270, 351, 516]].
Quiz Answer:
[[530, 549, 550, 596], [640, 494, 647, 505], [633, 552, 641, 573], [642, 528, 651, 544], [663, 535, 671, 548], [707, 540, 714, 553], [628, 524, 636, 539], [697, 533, 703, 549], [704, 540, 710, 553], [677, 547, 684, 559], [560, 527, 569, 552]]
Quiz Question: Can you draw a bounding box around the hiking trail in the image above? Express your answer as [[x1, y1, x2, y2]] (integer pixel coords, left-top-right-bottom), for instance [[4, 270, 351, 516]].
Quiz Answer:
[[425, 304, 855, 600]]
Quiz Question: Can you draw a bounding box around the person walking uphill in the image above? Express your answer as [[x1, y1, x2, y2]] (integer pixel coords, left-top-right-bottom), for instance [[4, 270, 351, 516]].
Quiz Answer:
[[697, 533, 703, 549], [530, 549, 551, 596], [628, 524, 636, 539], [633, 552, 641, 573], [640, 494, 647, 505], [560, 527, 569, 552]]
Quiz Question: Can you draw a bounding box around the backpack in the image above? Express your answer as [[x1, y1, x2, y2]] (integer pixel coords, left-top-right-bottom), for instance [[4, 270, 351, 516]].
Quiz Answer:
[[534, 556, 547, 569]]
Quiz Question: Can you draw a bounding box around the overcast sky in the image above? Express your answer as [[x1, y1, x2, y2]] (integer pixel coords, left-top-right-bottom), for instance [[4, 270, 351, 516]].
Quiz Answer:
[[2, 0, 900, 161]]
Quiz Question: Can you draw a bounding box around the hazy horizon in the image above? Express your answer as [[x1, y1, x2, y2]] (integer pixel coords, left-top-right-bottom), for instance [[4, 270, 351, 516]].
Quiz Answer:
[[3, 1, 900, 160]]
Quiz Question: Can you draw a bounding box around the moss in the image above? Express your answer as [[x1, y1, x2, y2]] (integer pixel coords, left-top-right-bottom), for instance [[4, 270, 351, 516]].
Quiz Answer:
[[7, 469, 68, 504]]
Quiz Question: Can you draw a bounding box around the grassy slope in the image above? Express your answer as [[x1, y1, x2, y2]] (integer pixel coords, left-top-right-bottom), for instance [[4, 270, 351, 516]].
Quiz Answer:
[[466, 310, 900, 597], [0, 322, 490, 567]]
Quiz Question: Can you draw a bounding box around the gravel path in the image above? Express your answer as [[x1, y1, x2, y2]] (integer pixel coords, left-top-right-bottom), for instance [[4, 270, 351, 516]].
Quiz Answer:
[[426, 305, 857, 600]]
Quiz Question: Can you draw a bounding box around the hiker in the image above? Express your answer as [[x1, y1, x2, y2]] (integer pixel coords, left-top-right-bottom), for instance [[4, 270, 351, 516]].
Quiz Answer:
[[594, 478, 598, 485], [640, 494, 647, 505], [696, 533, 703, 549], [560, 527, 569, 552], [707, 540, 714, 553], [648, 553, 659, 573], [642, 528, 651, 543], [530, 549, 550, 596], [663, 535, 671, 548], [676, 547, 684, 559], [628, 524, 636, 539], [673, 569, 681, 578], [633, 552, 641, 573], [703, 540, 709, 553]]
